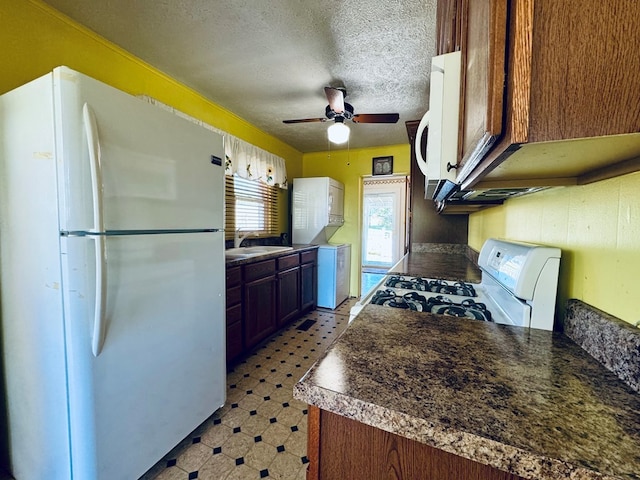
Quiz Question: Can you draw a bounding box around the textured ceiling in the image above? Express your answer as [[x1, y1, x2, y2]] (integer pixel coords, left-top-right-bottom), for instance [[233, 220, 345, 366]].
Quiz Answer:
[[44, 0, 438, 153]]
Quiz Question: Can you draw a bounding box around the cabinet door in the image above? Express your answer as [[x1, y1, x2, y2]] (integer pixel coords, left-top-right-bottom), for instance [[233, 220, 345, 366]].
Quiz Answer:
[[277, 267, 300, 327], [300, 262, 317, 312], [244, 275, 276, 350], [457, 0, 508, 178], [226, 303, 243, 363], [311, 407, 525, 480]]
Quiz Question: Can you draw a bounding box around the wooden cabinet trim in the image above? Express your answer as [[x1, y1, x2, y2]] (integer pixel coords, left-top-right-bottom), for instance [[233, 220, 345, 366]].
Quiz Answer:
[[486, 0, 508, 135], [306, 406, 321, 480], [507, 0, 533, 144]]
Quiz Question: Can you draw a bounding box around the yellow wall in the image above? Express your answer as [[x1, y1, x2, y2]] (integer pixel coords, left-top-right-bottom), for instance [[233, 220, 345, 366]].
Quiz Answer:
[[1, 0, 303, 232], [469, 171, 640, 325], [2, 0, 412, 297], [302, 145, 411, 297]]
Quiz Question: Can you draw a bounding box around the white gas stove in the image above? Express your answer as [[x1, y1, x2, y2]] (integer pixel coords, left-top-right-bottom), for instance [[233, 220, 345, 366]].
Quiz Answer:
[[352, 238, 561, 330]]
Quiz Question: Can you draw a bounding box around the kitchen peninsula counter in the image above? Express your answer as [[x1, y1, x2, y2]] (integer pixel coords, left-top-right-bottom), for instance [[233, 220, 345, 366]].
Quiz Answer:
[[294, 304, 640, 479], [387, 250, 482, 282]]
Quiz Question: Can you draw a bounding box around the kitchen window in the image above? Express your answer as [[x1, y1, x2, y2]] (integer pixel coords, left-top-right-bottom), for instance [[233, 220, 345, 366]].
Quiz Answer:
[[225, 175, 279, 240]]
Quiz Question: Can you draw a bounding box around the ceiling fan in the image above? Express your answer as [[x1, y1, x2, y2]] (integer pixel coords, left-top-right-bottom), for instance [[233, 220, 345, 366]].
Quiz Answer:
[[283, 87, 400, 144]]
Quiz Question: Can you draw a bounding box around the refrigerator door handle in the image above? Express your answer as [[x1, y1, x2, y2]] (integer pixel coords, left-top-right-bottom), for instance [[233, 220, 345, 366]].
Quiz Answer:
[[82, 103, 105, 234], [83, 103, 107, 356], [91, 235, 107, 356]]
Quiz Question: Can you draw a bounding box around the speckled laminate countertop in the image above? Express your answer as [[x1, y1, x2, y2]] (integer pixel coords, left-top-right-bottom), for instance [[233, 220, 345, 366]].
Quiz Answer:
[[225, 244, 317, 266], [294, 306, 640, 480], [388, 252, 482, 282]]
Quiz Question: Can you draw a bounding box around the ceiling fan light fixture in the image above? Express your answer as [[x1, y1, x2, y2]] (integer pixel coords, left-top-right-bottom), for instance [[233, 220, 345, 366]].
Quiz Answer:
[[327, 120, 350, 144]]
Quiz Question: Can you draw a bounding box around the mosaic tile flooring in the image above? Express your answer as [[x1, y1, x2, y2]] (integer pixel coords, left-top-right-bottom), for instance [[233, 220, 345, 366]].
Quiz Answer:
[[138, 298, 356, 480]]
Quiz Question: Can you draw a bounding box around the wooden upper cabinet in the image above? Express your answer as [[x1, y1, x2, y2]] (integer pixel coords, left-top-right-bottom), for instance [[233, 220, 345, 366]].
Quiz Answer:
[[436, 0, 465, 55], [435, 0, 508, 183], [457, 0, 507, 180], [437, 0, 640, 192], [517, 1, 640, 142]]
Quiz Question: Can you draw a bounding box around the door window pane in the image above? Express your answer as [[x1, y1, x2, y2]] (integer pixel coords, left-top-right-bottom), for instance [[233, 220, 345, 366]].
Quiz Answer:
[[363, 193, 396, 267]]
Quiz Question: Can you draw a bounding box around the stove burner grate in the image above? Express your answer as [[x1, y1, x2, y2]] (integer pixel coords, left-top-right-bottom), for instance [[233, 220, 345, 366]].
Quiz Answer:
[[371, 289, 493, 321], [425, 296, 493, 322], [384, 276, 477, 297], [371, 289, 430, 312]]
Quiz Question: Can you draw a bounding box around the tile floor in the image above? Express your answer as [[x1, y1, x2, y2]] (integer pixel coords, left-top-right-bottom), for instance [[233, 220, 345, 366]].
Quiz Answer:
[[137, 298, 356, 480], [0, 300, 356, 480]]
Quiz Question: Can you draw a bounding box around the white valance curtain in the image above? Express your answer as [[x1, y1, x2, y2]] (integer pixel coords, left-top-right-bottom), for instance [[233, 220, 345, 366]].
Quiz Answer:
[[139, 95, 288, 189], [224, 136, 287, 189]]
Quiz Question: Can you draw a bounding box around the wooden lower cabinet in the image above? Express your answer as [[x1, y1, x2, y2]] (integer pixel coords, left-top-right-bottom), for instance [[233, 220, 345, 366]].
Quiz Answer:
[[225, 248, 318, 366], [225, 266, 243, 363], [300, 261, 316, 312], [244, 273, 277, 350], [277, 267, 300, 327], [306, 406, 524, 480]]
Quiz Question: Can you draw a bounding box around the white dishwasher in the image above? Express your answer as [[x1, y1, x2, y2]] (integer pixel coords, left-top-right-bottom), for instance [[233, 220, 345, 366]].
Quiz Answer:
[[317, 243, 351, 309]]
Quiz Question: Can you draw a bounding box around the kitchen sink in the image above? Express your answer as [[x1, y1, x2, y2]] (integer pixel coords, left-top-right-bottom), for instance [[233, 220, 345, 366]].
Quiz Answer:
[[225, 245, 294, 259]]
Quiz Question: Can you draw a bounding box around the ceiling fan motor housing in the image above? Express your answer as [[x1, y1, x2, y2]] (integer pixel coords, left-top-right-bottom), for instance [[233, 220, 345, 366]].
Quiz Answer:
[[325, 102, 354, 121]]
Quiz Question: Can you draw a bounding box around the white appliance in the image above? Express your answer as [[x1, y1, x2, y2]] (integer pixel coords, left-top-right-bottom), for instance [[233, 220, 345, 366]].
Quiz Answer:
[[414, 51, 462, 199], [292, 177, 344, 244], [351, 238, 561, 331], [317, 244, 351, 309], [0, 67, 226, 480]]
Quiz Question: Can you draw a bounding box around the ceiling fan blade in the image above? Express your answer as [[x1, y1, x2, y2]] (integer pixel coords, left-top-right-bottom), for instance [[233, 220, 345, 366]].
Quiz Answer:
[[282, 117, 327, 124], [324, 87, 345, 114], [352, 113, 400, 124]]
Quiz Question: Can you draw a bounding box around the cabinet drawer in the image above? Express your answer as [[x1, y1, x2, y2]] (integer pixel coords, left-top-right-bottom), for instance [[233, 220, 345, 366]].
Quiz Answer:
[[244, 259, 276, 282], [278, 253, 300, 271], [226, 266, 242, 287], [300, 249, 317, 264], [226, 303, 242, 326], [226, 285, 242, 306]]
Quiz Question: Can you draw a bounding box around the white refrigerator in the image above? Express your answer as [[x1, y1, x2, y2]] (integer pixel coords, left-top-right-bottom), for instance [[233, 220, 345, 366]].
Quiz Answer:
[[0, 67, 226, 480]]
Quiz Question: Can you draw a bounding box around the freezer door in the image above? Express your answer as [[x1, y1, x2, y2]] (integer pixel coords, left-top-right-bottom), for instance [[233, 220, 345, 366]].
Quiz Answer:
[[53, 67, 225, 232], [60, 232, 226, 480]]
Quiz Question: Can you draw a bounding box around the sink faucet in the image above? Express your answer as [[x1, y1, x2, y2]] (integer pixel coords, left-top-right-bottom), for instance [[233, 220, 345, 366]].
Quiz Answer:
[[234, 229, 256, 248]]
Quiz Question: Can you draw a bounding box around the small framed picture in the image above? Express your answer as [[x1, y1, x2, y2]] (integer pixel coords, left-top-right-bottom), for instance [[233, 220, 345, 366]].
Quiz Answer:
[[372, 156, 393, 176]]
